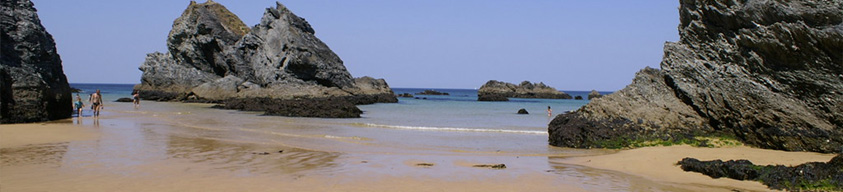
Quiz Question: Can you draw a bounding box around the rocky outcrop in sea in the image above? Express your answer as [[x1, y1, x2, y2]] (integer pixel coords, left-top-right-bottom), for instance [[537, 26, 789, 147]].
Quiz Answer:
[[1, 0, 72, 123], [587, 90, 602, 100], [416, 90, 449, 95], [135, 1, 397, 117], [477, 80, 572, 101], [549, 0, 843, 153]]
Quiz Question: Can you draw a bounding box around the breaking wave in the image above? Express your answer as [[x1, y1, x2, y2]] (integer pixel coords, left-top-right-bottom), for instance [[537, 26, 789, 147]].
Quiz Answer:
[[356, 123, 547, 135]]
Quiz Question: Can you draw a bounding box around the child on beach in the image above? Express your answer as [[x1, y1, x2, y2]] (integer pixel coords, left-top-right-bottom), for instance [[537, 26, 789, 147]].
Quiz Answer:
[[73, 95, 84, 116], [132, 90, 140, 108], [547, 106, 552, 117]]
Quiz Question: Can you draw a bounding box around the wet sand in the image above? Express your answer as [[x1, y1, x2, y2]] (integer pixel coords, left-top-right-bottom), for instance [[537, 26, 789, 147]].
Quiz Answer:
[[0, 101, 836, 191], [0, 120, 99, 148]]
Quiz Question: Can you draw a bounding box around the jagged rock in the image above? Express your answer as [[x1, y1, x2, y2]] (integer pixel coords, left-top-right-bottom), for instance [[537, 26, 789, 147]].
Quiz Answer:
[[167, 0, 249, 77], [1, 0, 72, 123], [587, 90, 602, 100], [226, 2, 354, 88], [678, 155, 843, 191], [135, 1, 397, 117], [136, 52, 218, 101], [416, 90, 449, 95], [191, 75, 244, 101], [517, 108, 529, 114], [477, 80, 572, 101], [574, 96, 583, 100], [346, 76, 398, 104], [549, 0, 843, 153]]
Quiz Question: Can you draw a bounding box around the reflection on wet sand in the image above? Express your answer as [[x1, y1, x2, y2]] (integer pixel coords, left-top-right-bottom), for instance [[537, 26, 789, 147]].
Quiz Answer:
[[547, 156, 694, 192], [0, 142, 69, 167], [164, 135, 340, 175]]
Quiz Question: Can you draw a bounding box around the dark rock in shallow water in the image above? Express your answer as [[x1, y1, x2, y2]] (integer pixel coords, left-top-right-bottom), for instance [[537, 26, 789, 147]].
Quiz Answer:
[[473, 164, 506, 169], [216, 97, 362, 118], [574, 96, 583, 100], [135, 1, 397, 117], [397, 93, 413, 98], [549, 0, 843, 153], [517, 108, 529, 114], [478, 93, 509, 102], [416, 90, 449, 95], [678, 155, 843, 191], [1, 0, 72, 123], [477, 80, 571, 101], [115, 98, 133, 102]]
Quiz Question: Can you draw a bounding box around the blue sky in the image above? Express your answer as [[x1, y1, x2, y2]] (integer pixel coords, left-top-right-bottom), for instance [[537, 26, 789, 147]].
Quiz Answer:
[[32, 0, 679, 91]]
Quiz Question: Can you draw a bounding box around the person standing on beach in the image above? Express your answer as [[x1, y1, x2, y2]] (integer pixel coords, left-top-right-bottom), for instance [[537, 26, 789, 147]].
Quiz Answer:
[[132, 90, 140, 108], [91, 89, 103, 117], [547, 106, 552, 117], [73, 94, 85, 117]]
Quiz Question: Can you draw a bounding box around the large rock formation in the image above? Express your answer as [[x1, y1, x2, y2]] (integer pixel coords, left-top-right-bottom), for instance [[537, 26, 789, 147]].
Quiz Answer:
[[136, 1, 396, 112], [549, 0, 843, 153], [1, 0, 72, 123], [477, 80, 572, 101]]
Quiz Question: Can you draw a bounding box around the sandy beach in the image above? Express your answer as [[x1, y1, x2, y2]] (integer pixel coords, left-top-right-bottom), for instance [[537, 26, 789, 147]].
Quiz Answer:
[[558, 145, 837, 191], [0, 101, 836, 192]]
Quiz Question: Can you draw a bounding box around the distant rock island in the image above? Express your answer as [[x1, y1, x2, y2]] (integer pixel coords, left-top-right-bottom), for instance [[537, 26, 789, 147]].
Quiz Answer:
[[477, 80, 572, 101], [549, 0, 842, 153], [1, 0, 72, 123], [587, 90, 602, 100], [416, 90, 449, 95], [135, 1, 397, 117]]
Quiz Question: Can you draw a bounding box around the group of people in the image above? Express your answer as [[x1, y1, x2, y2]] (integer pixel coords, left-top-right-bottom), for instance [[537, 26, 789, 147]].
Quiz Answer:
[[72, 89, 140, 118], [73, 89, 102, 118]]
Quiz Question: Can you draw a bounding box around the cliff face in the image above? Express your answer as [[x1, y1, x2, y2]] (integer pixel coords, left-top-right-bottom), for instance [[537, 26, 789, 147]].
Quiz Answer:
[[477, 80, 572, 101], [137, 1, 393, 103], [549, 0, 843, 153], [1, 0, 72, 123]]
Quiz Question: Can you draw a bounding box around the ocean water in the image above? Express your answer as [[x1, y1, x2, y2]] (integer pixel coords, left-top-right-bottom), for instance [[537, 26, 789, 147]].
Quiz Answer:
[[71, 83, 135, 101], [69, 84, 606, 154]]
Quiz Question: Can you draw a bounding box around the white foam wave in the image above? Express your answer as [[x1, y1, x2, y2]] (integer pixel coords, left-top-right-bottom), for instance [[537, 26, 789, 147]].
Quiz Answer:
[[358, 123, 547, 135]]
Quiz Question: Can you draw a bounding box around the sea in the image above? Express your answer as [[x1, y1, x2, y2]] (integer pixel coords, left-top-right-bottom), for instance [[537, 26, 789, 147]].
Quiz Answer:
[[70, 83, 609, 155]]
